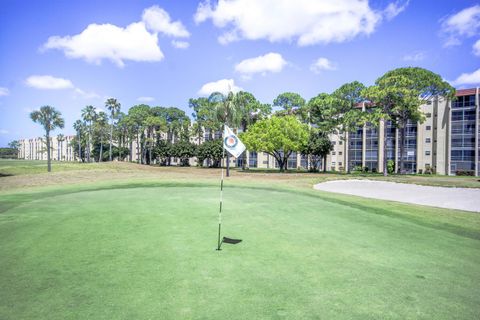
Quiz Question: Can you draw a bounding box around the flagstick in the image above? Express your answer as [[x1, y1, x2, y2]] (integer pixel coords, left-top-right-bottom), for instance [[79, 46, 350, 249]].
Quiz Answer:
[[217, 124, 226, 251]]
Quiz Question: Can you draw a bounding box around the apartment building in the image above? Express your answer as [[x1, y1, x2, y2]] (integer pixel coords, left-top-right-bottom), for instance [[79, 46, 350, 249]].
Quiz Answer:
[[16, 88, 480, 176], [18, 135, 76, 161]]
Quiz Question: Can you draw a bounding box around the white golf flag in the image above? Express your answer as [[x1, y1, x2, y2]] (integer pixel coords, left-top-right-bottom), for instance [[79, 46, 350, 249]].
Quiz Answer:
[[223, 125, 246, 158]]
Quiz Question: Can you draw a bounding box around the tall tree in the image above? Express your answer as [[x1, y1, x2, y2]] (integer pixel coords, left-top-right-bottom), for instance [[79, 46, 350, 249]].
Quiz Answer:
[[241, 115, 309, 172], [377, 67, 455, 173], [273, 92, 305, 116], [105, 98, 121, 161], [128, 104, 151, 164], [233, 91, 271, 168], [302, 129, 333, 172], [81, 105, 97, 162], [144, 115, 166, 165], [8, 140, 20, 159], [94, 111, 109, 162], [362, 75, 419, 176], [30, 106, 65, 172], [57, 134, 64, 161], [73, 120, 85, 162]]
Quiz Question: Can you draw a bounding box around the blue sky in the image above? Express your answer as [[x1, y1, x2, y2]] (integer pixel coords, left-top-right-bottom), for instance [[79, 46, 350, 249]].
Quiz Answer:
[[1, 0, 479, 146]]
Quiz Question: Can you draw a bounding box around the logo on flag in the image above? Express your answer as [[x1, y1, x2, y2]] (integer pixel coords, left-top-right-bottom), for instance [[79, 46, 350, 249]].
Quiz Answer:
[[223, 125, 246, 158]]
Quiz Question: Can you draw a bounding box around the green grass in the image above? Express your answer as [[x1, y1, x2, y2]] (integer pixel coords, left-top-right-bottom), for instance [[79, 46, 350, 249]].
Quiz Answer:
[[0, 159, 101, 176], [1, 181, 479, 319]]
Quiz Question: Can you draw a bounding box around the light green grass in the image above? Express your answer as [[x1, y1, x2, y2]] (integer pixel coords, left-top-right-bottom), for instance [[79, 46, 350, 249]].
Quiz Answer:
[[1, 182, 479, 319], [0, 159, 123, 176]]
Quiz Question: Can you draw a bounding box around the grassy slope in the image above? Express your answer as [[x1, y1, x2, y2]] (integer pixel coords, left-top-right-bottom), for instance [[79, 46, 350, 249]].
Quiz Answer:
[[1, 185, 479, 319], [1, 160, 480, 318]]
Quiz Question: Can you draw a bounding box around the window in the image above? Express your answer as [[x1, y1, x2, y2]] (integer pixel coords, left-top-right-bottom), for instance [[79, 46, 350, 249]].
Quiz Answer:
[[332, 141, 336, 145], [426, 113, 432, 118], [339, 151, 342, 155], [425, 151, 431, 156], [331, 151, 336, 155], [331, 162, 336, 166], [339, 141, 343, 145], [426, 138, 431, 143], [338, 162, 343, 166], [426, 126, 431, 130]]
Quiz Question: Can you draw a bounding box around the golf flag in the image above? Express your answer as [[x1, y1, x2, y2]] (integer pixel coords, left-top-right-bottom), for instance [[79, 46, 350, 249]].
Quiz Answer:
[[223, 125, 246, 158]]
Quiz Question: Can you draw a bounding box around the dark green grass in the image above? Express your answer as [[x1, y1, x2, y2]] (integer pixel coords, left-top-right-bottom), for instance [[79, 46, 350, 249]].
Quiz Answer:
[[1, 184, 479, 319]]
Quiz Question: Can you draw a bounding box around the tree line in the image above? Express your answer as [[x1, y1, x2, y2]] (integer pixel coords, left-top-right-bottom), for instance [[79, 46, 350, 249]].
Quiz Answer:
[[26, 67, 455, 175]]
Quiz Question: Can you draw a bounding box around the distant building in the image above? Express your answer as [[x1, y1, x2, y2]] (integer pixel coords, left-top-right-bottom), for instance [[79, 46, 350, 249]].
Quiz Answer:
[[16, 88, 480, 176]]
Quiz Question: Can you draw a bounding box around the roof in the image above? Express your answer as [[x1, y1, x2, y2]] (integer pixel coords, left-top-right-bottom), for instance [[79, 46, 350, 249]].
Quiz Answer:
[[455, 88, 477, 97]]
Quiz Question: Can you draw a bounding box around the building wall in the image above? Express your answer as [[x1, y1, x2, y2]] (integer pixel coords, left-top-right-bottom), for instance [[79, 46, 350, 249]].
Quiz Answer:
[[18, 136, 77, 161]]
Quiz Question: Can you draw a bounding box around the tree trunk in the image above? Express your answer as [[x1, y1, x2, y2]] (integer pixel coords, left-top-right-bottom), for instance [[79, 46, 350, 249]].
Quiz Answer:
[[323, 154, 327, 173], [129, 139, 133, 162], [99, 140, 103, 162], [46, 131, 51, 172], [136, 134, 140, 163], [109, 119, 113, 161], [78, 133, 81, 162], [399, 123, 406, 174], [87, 130, 91, 163], [383, 119, 388, 176]]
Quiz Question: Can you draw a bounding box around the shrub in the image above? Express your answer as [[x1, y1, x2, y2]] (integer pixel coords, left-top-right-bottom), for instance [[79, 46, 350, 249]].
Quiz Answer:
[[363, 166, 369, 173], [387, 160, 395, 174], [455, 170, 475, 176]]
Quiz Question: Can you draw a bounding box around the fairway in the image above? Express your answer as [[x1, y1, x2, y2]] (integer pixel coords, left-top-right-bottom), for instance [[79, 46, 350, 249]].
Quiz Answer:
[[1, 183, 479, 319]]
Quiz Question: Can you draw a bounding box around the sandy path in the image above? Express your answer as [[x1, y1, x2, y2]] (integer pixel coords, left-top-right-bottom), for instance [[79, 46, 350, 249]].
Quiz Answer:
[[313, 179, 480, 212]]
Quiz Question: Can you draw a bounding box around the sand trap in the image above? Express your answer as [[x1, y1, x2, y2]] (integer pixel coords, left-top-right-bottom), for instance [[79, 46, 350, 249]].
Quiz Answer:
[[313, 179, 480, 212]]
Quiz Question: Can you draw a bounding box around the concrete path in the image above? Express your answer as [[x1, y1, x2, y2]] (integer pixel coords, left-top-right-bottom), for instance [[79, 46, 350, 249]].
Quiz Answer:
[[313, 179, 480, 212]]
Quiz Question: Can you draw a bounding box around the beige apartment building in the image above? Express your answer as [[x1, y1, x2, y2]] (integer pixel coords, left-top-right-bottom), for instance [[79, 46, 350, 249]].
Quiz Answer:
[[17, 88, 480, 176], [18, 135, 77, 162]]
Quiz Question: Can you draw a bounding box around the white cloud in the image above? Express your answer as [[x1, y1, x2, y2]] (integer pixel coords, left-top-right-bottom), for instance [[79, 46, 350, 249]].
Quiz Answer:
[[403, 51, 426, 62], [26, 75, 74, 90], [473, 39, 480, 56], [310, 57, 337, 74], [234, 53, 287, 78], [384, 0, 409, 21], [43, 22, 163, 68], [195, 0, 405, 46], [171, 40, 190, 49], [25, 75, 99, 100], [42, 5, 189, 67], [452, 68, 480, 86], [441, 5, 480, 47], [137, 96, 155, 102], [0, 87, 9, 96], [142, 5, 190, 37], [0, 129, 9, 135], [74, 88, 100, 99], [198, 79, 242, 96]]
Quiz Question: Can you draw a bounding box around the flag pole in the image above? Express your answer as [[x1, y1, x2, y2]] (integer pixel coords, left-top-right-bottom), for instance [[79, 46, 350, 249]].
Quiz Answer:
[[217, 124, 226, 251]]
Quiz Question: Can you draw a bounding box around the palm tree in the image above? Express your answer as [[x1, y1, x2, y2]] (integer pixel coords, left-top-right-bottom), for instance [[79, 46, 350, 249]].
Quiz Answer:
[[95, 111, 109, 162], [81, 105, 97, 162], [73, 120, 84, 162], [30, 106, 65, 172], [57, 134, 65, 161], [105, 98, 121, 161]]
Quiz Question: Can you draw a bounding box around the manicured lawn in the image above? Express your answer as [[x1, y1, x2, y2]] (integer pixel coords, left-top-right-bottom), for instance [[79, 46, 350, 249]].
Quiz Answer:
[[1, 182, 479, 319]]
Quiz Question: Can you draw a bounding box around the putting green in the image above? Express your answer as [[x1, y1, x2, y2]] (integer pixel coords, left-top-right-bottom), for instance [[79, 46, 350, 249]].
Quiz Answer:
[[1, 185, 479, 319]]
